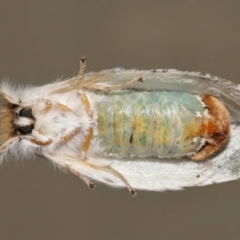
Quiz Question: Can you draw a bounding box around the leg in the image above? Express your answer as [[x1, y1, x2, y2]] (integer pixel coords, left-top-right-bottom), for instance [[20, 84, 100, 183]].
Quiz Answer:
[[66, 57, 88, 86], [60, 128, 80, 144], [47, 153, 136, 196], [44, 153, 95, 189], [32, 99, 72, 115], [79, 91, 93, 158], [49, 58, 103, 94], [36, 127, 80, 146], [87, 76, 143, 92], [50, 60, 143, 94], [44, 101, 72, 114], [0, 129, 54, 153], [79, 91, 92, 117], [76, 57, 87, 80], [0, 132, 53, 152], [70, 155, 136, 195], [65, 164, 95, 189], [43, 100, 53, 114], [82, 158, 136, 196], [21, 133, 53, 146], [81, 128, 93, 159], [56, 103, 72, 113], [90, 160, 137, 196]]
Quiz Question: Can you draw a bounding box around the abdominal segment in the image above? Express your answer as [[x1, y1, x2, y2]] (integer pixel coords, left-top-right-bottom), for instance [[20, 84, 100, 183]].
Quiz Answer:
[[96, 91, 208, 158]]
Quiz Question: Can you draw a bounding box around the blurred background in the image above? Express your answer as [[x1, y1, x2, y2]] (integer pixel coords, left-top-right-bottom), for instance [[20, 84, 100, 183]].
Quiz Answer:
[[0, 1, 240, 239]]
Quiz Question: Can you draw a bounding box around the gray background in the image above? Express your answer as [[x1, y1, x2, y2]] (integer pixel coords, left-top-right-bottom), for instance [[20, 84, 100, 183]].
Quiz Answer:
[[0, 1, 240, 240]]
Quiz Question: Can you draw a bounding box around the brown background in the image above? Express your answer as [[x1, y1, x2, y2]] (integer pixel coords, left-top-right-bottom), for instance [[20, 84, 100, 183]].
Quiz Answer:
[[0, 1, 240, 240]]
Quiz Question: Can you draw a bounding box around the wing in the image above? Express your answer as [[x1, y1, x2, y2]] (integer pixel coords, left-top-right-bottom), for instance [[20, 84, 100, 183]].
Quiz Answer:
[[39, 67, 240, 194]]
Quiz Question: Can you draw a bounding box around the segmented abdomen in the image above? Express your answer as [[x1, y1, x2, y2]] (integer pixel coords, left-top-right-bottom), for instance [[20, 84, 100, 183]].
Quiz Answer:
[[96, 91, 205, 158]]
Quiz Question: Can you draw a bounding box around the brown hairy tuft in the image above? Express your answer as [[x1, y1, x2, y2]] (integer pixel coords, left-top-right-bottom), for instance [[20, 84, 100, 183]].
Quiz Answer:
[[0, 104, 15, 147]]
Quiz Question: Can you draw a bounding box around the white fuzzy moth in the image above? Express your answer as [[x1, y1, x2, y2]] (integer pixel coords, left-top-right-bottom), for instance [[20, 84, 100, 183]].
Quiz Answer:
[[0, 58, 240, 196]]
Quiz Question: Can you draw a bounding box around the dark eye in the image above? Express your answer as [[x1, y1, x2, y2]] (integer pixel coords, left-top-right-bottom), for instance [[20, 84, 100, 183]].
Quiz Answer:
[[18, 125, 33, 135], [19, 108, 32, 118]]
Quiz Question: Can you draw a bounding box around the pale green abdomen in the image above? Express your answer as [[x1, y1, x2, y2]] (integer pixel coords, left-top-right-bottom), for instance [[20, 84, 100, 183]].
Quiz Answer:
[[96, 91, 205, 158]]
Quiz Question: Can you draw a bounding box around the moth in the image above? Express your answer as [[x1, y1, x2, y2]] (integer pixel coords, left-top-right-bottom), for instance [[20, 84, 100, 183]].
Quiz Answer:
[[1, 58, 240, 196]]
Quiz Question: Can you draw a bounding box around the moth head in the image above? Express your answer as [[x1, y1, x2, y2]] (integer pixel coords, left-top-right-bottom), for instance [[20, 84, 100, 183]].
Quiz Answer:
[[0, 93, 35, 153], [1, 104, 34, 133]]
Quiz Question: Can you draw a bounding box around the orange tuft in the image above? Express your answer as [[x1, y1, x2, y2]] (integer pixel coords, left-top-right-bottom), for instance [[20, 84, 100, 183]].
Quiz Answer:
[[191, 95, 230, 161]]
